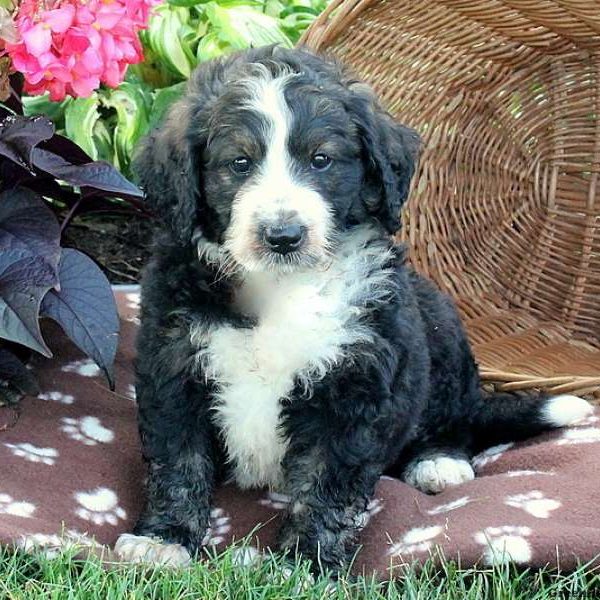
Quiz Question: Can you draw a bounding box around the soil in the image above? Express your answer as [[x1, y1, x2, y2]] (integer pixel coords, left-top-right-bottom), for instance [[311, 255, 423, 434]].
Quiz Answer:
[[63, 213, 155, 284]]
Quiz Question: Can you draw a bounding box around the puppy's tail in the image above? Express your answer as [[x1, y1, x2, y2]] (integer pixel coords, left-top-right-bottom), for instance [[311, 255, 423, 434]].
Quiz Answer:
[[469, 392, 593, 453]]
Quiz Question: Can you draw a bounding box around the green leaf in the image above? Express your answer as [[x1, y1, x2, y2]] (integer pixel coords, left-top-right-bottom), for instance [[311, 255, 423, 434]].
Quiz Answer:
[[167, 0, 210, 8], [205, 3, 292, 50], [149, 82, 187, 130], [196, 31, 229, 63], [102, 83, 152, 173], [22, 95, 70, 129], [148, 6, 193, 78], [64, 96, 100, 160]]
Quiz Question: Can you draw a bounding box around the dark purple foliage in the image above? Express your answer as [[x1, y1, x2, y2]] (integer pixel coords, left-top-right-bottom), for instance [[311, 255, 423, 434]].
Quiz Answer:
[[0, 111, 142, 399]]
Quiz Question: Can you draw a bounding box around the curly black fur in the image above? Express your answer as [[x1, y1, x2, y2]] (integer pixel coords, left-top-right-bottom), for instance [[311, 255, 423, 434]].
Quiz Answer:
[[129, 45, 574, 574]]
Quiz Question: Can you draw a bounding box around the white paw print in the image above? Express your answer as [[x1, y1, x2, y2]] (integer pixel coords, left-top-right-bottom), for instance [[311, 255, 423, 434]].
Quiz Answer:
[[230, 545, 262, 567], [18, 530, 96, 558], [388, 525, 444, 557], [74, 487, 126, 526], [3, 442, 58, 465], [60, 416, 114, 446], [505, 491, 561, 519], [427, 496, 472, 515], [37, 391, 74, 405], [504, 470, 555, 478], [557, 427, 600, 445], [202, 507, 231, 547], [61, 359, 100, 378], [259, 491, 291, 510], [570, 414, 599, 427], [474, 525, 532, 565], [125, 292, 140, 309], [472, 443, 514, 470], [124, 293, 141, 324], [0, 493, 35, 518]]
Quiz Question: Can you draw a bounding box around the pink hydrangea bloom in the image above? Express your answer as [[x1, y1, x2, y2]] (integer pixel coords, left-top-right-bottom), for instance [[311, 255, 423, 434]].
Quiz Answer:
[[4, 0, 158, 101]]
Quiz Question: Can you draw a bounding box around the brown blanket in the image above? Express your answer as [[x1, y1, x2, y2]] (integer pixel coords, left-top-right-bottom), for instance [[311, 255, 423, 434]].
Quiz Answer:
[[1, 287, 598, 576]]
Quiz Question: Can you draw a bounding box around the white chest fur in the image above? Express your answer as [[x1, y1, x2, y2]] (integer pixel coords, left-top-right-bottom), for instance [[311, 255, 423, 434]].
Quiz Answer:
[[191, 229, 394, 489]]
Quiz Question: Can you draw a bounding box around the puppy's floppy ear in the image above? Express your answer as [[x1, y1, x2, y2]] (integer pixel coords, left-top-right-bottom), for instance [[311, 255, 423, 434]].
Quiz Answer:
[[346, 83, 421, 234], [133, 99, 199, 244]]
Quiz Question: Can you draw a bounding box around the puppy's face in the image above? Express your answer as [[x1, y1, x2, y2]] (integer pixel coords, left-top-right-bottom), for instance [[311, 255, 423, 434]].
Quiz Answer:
[[202, 65, 363, 271], [136, 47, 420, 273]]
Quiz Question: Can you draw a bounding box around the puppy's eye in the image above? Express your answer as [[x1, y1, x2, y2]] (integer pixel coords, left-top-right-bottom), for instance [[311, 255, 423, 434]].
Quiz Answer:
[[310, 153, 332, 171], [230, 156, 252, 175]]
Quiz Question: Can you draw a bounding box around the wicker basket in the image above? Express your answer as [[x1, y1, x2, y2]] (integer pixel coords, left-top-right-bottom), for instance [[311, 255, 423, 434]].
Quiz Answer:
[[301, 0, 600, 399]]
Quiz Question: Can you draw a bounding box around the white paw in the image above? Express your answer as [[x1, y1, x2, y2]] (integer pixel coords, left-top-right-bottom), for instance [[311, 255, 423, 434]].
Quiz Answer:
[[404, 456, 474, 493], [543, 395, 593, 427], [474, 525, 532, 565], [505, 490, 561, 519], [114, 534, 191, 567]]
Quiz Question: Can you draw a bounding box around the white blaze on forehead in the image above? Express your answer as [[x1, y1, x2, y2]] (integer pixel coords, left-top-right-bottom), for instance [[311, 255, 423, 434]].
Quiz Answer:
[[225, 69, 333, 271]]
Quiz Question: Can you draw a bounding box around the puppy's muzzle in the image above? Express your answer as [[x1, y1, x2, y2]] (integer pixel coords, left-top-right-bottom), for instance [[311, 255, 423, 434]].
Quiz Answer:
[[262, 222, 306, 255]]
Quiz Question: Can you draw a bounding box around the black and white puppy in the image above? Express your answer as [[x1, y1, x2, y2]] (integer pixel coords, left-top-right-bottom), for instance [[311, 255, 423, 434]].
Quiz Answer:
[[115, 45, 592, 572]]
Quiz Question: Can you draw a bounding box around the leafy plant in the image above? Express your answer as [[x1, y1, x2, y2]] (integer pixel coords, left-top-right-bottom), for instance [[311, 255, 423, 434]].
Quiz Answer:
[[22, 0, 328, 178], [0, 106, 144, 404]]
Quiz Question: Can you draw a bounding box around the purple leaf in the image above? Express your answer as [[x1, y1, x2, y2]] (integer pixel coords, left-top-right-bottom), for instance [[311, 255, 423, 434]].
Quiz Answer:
[[0, 187, 61, 275], [38, 133, 93, 166], [41, 249, 119, 388], [0, 114, 54, 171], [0, 249, 55, 357], [0, 348, 39, 396], [31, 147, 143, 198]]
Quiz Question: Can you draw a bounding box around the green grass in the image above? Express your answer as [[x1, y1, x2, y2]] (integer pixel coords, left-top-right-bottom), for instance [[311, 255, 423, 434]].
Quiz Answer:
[[1, 543, 599, 599]]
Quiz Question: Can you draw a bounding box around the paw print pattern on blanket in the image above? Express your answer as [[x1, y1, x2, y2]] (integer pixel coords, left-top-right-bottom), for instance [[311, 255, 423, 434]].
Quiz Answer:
[[557, 427, 600, 446], [474, 526, 532, 565], [3, 443, 58, 465], [0, 493, 35, 518], [74, 487, 126, 526], [61, 359, 101, 378], [427, 496, 473, 515], [60, 417, 114, 445], [124, 293, 141, 324], [126, 384, 136, 402], [388, 525, 444, 558], [18, 530, 97, 558], [258, 492, 291, 510], [472, 443, 514, 471], [37, 391, 74, 404], [505, 491, 561, 518], [201, 507, 232, 546]]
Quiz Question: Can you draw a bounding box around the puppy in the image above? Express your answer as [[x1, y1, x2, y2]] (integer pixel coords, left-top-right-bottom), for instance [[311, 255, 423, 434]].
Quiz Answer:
[[115, 46, 592, 572]]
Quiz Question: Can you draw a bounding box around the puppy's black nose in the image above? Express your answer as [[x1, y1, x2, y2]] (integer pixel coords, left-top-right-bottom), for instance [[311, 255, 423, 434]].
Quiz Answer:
[[264, 224, 305, 254]]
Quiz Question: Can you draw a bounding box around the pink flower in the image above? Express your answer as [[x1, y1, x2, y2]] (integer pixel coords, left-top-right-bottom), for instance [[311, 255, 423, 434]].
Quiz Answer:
[[4, 0, 159, 101]]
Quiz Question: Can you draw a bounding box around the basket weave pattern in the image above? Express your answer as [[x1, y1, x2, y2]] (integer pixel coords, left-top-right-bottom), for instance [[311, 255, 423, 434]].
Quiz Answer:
[[302, 0, 600, 399]]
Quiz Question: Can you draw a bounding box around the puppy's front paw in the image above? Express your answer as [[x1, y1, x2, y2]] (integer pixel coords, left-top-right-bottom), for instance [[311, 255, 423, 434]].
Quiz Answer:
[[114, 533, 192, 567], [404, 456, 474, 494]]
